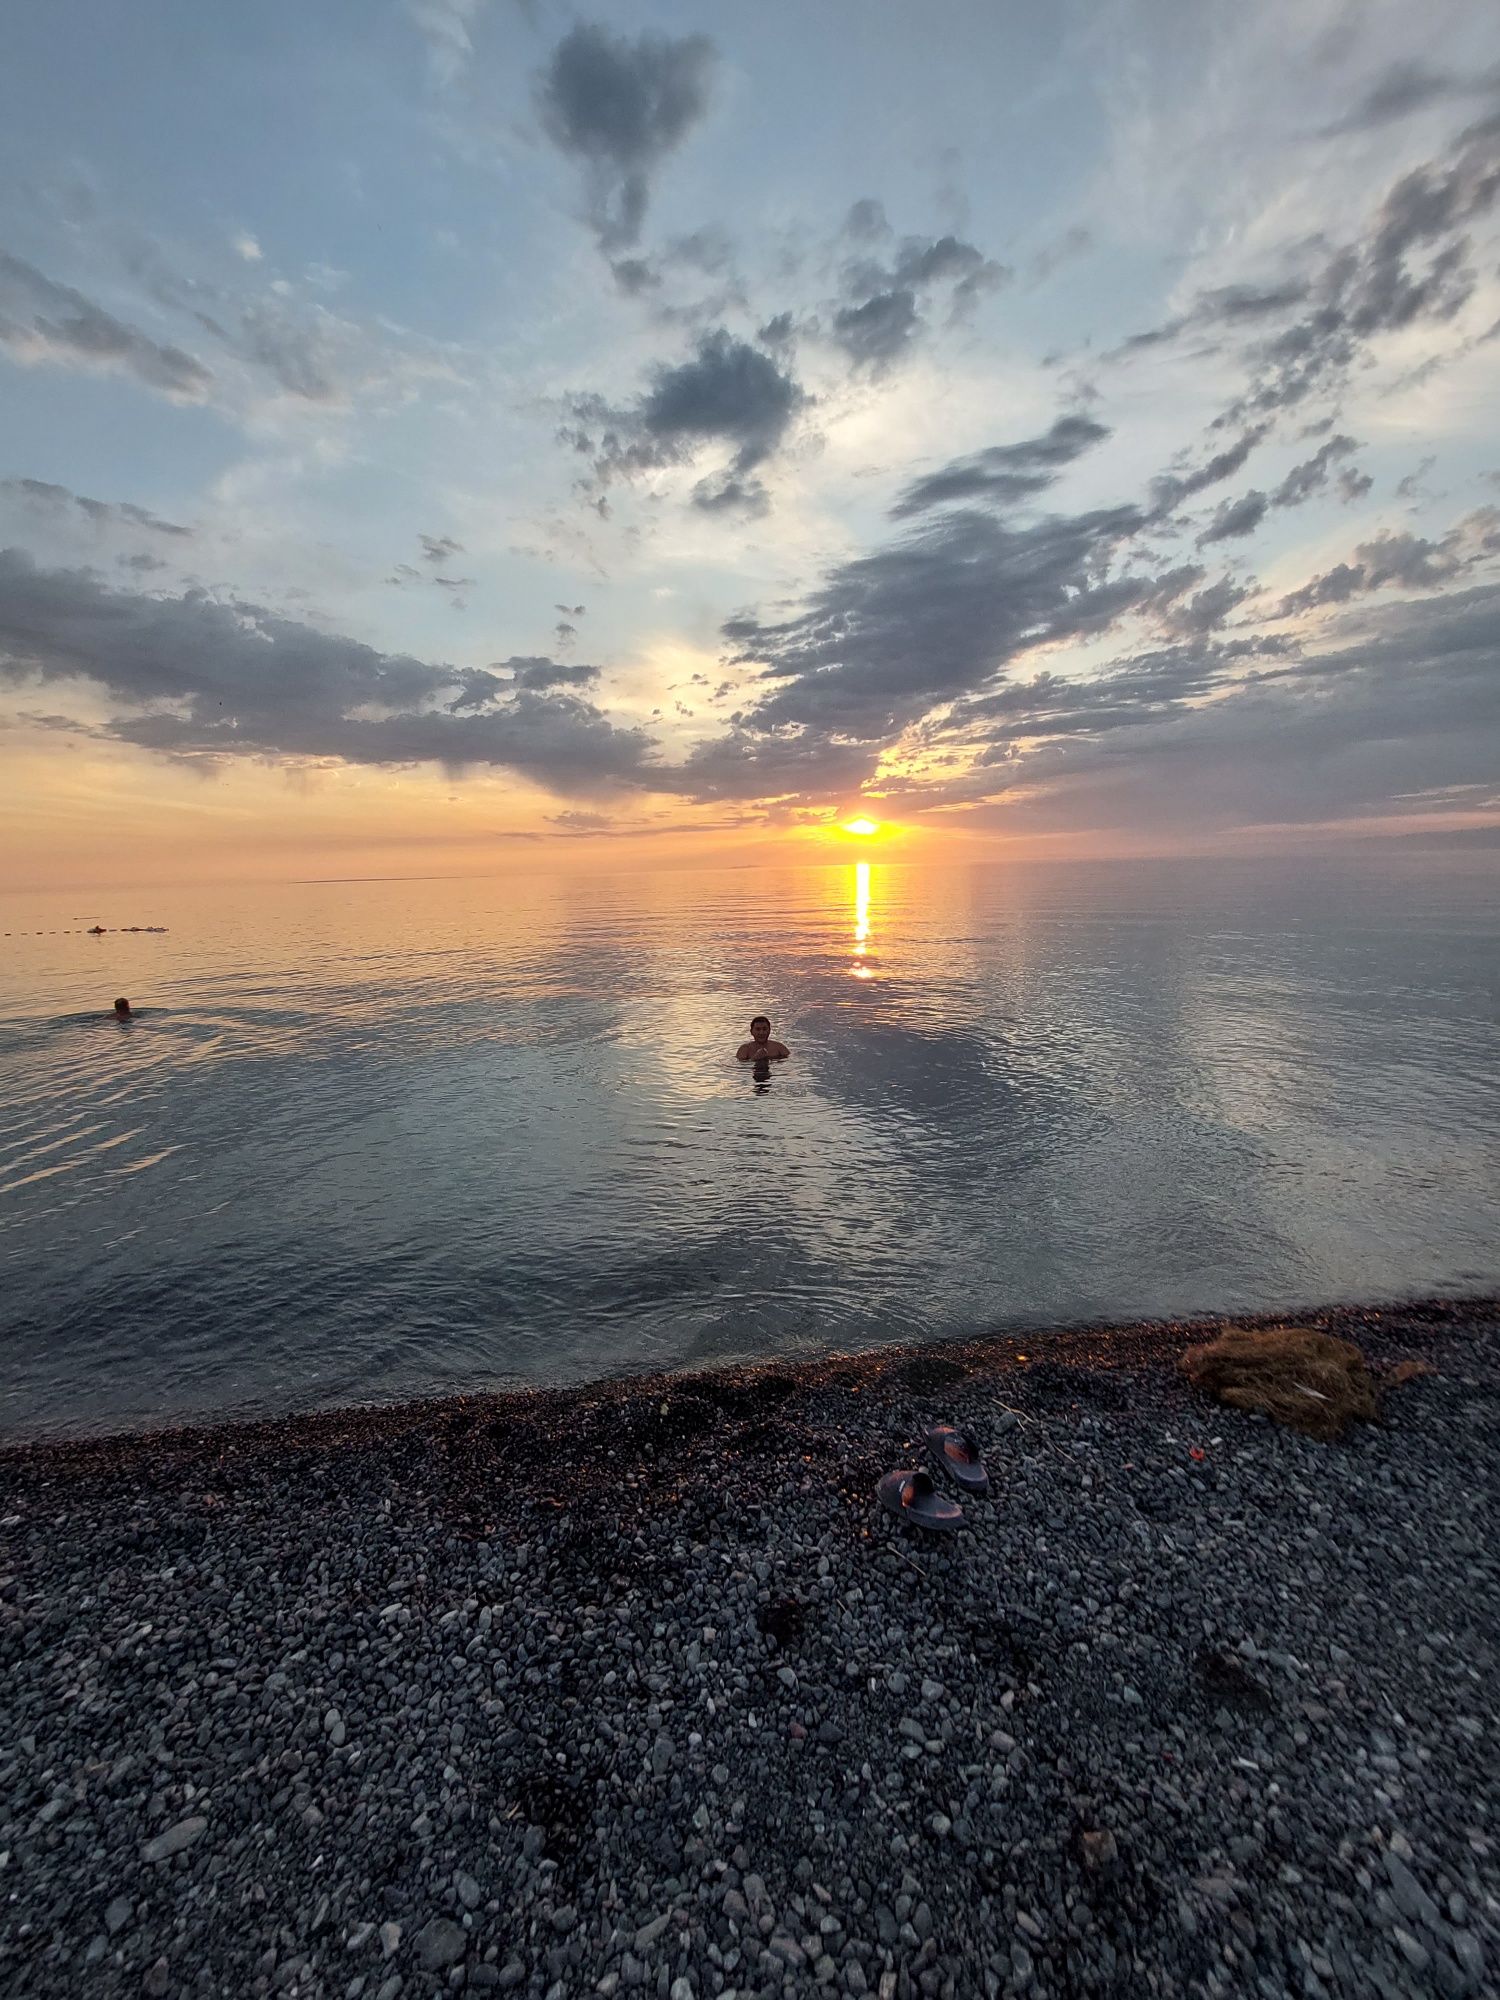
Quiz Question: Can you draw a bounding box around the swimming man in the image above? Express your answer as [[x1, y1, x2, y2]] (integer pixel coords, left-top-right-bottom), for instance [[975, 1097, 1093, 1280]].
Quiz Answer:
[[736, 1014, 789, 1061]]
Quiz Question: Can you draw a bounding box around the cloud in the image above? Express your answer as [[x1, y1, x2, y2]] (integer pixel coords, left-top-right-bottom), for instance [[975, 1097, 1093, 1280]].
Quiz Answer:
[[565, 327, 805, 511], [419, 534, 464, 563], [832, 224, 1008, 371], [1270, 435, 1362, 509], [546, 808, 615, 831], [721, 497, 1159, 746], [501, 656, 601, 690], [2, 478, 191, 537], [232, 232, 263, 263], [0, 250, 211, 401], [0, 550, 650, 791], [1323, 61, 1500, 137], [666, 724, 883, 806], [537, 22, 715, 252], [1233, 112, 1500, 418], [1149, 426, 1269, 513], [1197, 489, 1269, 544], [950, 582, 1500, 841], [831, 289, 922, 370], [892, 414, 1110, 519], [1272, 508, 1500, 616], [408, 0, 489, 88], [1114, 112, 1500, 427]]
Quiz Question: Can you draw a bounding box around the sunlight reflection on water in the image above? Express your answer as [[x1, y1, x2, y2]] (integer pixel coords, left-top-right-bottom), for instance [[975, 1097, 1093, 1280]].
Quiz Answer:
[[1, 854, 1496, 1436]]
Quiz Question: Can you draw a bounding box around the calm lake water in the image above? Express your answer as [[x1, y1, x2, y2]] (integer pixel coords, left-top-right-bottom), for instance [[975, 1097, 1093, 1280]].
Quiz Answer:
[[2, 855, 1496, 1438]]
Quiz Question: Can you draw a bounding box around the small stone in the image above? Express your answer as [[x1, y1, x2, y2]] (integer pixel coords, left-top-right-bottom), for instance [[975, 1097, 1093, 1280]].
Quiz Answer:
[[380, 1923, 402, 1958], [1451, 1934, 1484, 1981], [777, 1666, 797, 1689], [497, 1963, 526, 1991], [415, 1918, 467, 1971], [920, 1678, 943, 1702], [142, 1959, 170, 1997], [552, 1906, 578, 1935], [376, 1979, 403, 2000], [1079, 1828, 1119, 1871], [141, 1816, 208, 1864], [669, 1981, 695, 2000], [634, 1914, 670, 1952], [651, 1735, 675, 1776], [455, 1873, 482, 1912], [1384, 1852, 1441, 1931], [105, 1897, 133, 1937], [1392, 1929, 1430, 1974]]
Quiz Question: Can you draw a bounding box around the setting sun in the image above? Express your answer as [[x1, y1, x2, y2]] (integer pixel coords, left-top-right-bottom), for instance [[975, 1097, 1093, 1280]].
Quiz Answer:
[[843, 817, 881, 836]]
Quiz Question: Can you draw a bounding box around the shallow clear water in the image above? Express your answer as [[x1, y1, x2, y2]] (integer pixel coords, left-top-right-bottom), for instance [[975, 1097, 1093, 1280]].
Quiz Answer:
[[2, 854, 1496, 1438]]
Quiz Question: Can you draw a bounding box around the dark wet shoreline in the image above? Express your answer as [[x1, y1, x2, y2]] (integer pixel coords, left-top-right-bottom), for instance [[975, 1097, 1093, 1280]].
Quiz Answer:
[[2, 1293, 1489, 1477]]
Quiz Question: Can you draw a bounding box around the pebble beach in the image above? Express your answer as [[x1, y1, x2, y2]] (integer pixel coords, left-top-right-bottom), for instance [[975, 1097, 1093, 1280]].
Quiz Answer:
[[2, 1297, 1496, 2000]]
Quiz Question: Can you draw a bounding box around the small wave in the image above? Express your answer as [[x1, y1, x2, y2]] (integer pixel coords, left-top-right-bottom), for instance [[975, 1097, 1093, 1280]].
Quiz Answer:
[[107, 1145, 183, 1176]]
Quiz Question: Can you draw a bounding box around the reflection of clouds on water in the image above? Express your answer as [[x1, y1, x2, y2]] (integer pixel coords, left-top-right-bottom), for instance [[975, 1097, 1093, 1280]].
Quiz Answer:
[[1, 858, 1497, 1436]]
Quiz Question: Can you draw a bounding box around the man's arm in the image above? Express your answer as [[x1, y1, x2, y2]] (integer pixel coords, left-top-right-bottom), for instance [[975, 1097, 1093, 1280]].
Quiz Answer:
[[765, 1040, 790, 1059], [736, 1042, 757, 1060]]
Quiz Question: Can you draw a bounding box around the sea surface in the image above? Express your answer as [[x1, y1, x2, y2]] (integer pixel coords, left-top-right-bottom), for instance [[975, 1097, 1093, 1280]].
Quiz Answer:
[[2, 854, 1496, 1438]]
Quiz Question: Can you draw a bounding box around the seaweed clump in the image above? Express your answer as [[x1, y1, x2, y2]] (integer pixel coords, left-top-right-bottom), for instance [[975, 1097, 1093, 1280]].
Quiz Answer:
[[1179, 1326, 1377, 1440]]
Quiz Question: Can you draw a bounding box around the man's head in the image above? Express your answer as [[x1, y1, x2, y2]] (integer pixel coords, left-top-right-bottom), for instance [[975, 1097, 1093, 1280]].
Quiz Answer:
[[749, 1015, 771, 1044], [114, 997, 131, 1018]]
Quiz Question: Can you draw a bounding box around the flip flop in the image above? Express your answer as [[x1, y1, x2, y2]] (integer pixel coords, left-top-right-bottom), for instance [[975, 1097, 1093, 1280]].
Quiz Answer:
[[927, 1425, 989, 1496], [877, 1468, 964, 1533]]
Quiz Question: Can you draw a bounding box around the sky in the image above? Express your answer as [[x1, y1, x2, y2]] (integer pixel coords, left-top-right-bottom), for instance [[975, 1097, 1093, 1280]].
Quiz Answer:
[[1, 0, 1498, 888]]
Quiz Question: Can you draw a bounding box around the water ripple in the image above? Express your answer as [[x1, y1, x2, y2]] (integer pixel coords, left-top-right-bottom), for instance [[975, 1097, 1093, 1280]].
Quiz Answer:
[[1, 855, 1496, 1437]]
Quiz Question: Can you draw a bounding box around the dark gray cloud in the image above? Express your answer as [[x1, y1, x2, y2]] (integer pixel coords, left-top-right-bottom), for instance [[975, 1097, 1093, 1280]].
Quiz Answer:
[[1272, 509, 1500, 616], [2, 477, 191, 537], [419, 534, 464, 563], [0, 550, 650, 791], [1235, 112, 1500, 417], [537, 22, 715, 252], [0, 250, 211, 402], [1271, 434, 1362, 509], [664, 724, 882, 806], [1324, 61, 1500, 136], [931, 638, 1268, 764], [1149, 425, 1269, 512], [721, 498, 1159, 743], [832, 224, 1008, 371], [502, 656, 600, 690], [1116, 112, 1500, 425], [1196, 490, 1269, 544], [831, 288, 921, 370], [565, 327, 805, 512], [892, 415, 1110, 519], [946, 582, 1500, 840]]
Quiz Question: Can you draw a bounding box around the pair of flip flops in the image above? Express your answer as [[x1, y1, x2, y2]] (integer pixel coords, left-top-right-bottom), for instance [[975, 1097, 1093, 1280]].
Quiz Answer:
[[877, 1425, 988, 1533]]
